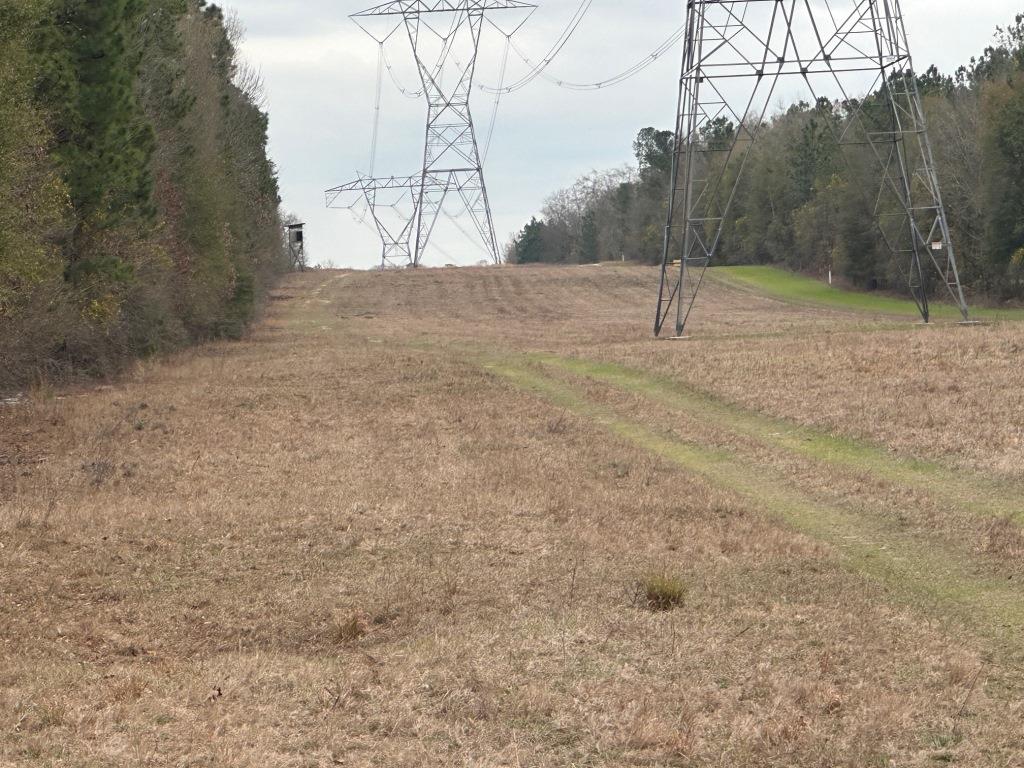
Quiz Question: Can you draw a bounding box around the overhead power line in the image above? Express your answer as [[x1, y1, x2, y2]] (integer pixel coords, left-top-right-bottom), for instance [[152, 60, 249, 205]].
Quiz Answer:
[[369, 42, 385, 174], [480, 0, 593, 94], [376, 11, 466, 100], [382, 45, 423, 99], [383, 3, 680, 100], [500, 22, 687, 91]]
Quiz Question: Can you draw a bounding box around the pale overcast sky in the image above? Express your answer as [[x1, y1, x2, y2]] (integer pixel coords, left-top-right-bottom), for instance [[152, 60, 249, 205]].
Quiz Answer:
[[231, 1, 1018, 269]]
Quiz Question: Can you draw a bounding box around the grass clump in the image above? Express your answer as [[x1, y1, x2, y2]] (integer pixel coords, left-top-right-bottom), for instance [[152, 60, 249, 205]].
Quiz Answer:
[[636, 574, 687, 612], [335, 614, 367, 644]]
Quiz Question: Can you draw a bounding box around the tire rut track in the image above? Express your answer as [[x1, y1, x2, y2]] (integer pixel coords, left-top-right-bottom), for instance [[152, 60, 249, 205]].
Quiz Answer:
[[536, 355, 1024, 525], [483, 354, 1024, 656]]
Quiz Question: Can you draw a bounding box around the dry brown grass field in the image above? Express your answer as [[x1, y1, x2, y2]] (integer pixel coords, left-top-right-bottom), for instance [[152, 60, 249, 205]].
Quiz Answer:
[[3, 264, 1024, 767]]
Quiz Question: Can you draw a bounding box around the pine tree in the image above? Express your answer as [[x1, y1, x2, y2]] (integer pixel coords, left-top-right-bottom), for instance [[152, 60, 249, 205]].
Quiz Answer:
[[39, 0, 155, 242], [512, 218, 547, 264]]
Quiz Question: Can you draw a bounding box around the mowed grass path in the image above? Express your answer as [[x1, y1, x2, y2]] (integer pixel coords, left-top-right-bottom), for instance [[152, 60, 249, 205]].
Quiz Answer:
[[711, 265, 1024, 321], [483, 352, 1024, 654], [534, 355, 1024, 524]]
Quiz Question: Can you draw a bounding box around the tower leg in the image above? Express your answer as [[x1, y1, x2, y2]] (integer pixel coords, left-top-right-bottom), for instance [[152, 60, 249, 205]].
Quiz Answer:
[[656, 0, 704, 338]]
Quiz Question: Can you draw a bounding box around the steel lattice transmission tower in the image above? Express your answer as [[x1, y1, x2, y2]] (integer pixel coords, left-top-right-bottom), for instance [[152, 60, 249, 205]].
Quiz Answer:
[[655, 0, 970, 337], [346, 0, 535, 267], [327, 174, 435, 269]]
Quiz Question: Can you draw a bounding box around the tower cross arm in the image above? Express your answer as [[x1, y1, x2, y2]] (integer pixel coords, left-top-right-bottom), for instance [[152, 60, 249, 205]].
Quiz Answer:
[[352, 0, 535, 17], [327, 173, 452, 194]]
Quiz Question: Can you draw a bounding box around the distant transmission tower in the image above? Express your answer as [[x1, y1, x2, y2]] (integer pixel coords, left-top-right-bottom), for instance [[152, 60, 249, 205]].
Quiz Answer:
[[332, 0, 535, 268], [655, 0, 970, 337], [327, 173, 447, 269]]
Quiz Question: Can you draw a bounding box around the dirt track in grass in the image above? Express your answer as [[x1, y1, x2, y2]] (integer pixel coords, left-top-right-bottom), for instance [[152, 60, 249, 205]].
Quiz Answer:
[[3, 264, 1024, 766]]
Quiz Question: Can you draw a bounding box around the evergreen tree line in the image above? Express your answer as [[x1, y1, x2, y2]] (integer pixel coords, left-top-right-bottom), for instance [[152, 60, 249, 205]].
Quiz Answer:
[[508, 15, 1024, 302], [0, 0, 287, 389]]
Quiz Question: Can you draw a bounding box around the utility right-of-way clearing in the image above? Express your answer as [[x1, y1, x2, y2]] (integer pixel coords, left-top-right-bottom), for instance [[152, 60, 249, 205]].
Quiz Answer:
[[5, 263, 1024, 767]]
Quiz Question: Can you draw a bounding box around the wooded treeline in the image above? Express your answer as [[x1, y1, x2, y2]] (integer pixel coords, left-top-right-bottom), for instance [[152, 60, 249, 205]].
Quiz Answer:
[[509, 15, 1024, 300], [0, 0, 287, 390]]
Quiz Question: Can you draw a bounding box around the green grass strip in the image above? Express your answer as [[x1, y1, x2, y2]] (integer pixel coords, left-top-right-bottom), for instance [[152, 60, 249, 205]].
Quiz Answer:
[[711, 265, 1024, 321], [485, 357, 1024, 646]]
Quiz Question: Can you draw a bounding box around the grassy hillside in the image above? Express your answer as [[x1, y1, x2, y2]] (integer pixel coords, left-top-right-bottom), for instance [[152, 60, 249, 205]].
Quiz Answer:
[[712, 265, 1024, 320], [4, 265, 1024, 765]]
